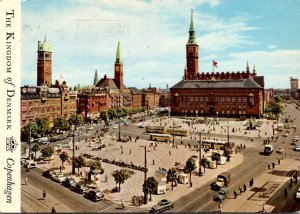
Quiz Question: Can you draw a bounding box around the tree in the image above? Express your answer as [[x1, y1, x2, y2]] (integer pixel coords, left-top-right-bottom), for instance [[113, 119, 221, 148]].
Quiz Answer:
[[40, 147, 54, 163], [167, 168, 177, 190], [184, 157, 196, 184], [90, 160, 104, 174], [265, 100, 283, 122], [21, 122, 39, 142], [143, 177, 158, 201], [36, 117, 51, 136], [73, 155, 86, 176], [31, 144, 40, 160], [211, 152, 221, 161], [68, 114, 83, 127], [59, 151, 69, 169], [112, 169, 129, 192], [100, 111, 109, 122], [53, 117, 69, 133]]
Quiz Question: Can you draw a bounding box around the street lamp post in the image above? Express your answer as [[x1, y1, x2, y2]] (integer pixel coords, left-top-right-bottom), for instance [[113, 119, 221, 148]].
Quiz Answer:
[[143, 146, 148, 204], [71, 125, 76, 175], [118, 117, 121, 142], [272, 120, 275, 135], [172, 118, 175, 147], [28, 121, 36, 160], [198, 132, 203, 176]]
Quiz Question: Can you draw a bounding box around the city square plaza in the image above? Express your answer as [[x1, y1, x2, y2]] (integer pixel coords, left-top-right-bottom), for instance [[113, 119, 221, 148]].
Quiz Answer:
[[27, 116, 286, 211]]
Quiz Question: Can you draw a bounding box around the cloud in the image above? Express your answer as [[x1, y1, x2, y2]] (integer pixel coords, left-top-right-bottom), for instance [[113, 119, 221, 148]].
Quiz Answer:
[[267, 44, 277, 49]]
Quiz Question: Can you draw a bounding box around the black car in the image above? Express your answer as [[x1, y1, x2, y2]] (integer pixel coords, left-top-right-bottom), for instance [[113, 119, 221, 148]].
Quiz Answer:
[[62, 177, 76, 188], [42, 170, 55, 178], [71, 183, 89, 194], [84, 189, 103, 202]]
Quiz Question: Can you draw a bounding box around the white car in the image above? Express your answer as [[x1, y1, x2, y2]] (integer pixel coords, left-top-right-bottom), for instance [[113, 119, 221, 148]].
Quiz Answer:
[[282, 132, 289, 137], [296, 188, 300, 199], [292, 125, 297, 129], [87, 127, 94, 130], [112, 125, 118, 129], [52, 174, 67, 183], [293, 136, 299, 142], [293, 146, 300, 151], [276, 147, 284, 154]]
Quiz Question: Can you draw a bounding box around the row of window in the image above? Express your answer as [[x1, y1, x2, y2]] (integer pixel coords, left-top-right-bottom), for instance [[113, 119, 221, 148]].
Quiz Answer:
[[181, 96, 253, 103], [181, 109, 248, 115]]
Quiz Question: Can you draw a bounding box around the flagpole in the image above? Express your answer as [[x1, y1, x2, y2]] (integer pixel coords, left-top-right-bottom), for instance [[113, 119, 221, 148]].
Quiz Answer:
[[212, 61, 214, 73]]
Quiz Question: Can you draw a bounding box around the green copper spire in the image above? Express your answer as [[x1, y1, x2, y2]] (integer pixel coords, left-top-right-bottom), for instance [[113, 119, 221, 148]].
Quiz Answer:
[[246, 60, 249, 72], [253, 64, 256, 74], [187, 9, 197, 45], [93, 69, 99, 85], [116, 41, 122, 64]]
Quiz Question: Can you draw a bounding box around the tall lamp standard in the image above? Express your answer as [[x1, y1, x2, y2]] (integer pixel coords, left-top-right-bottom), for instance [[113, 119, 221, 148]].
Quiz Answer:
[[118, 117, 121, 142], [71, 125, 76, 175], [28, 121, 36, 160], [172, 118, 175, 147], [198, 132, 203, 176], [143, 146, 148, 204]]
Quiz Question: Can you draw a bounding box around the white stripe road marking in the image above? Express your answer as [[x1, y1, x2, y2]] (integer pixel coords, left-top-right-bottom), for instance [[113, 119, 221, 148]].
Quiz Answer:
[[97, 204, 117, 213]]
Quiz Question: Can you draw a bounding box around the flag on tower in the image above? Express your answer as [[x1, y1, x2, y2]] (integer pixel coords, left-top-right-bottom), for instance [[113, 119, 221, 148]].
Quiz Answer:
[[213, 60, 218, 68]]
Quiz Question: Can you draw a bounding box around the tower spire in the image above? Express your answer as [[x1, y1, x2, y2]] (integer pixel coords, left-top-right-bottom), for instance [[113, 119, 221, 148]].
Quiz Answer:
[[253, 64, 256, 74], [187, 9, 197, 45], [116, 41, 122, 64], [246, 60, 250, 73]]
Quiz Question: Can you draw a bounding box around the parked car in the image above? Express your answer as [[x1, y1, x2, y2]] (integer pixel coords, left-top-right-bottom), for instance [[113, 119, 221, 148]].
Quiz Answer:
[[112, 125, 118, 129], [84, 189, 104, 202], [52, 173, 67, 183], [150, 199, 174, 213], [42, 170, 55, 178], [138, 124, 145, 128], [25, 162, 36, 169], [214, 187, 228, 202], [62, 177, 76, 188], [282, 132, 289, 137], [293, 146, 300, 151], [276, 147, 284, 154], [296, 188, 300, 199], [71, 183, 89, 194], [293, 136, 299, 142]]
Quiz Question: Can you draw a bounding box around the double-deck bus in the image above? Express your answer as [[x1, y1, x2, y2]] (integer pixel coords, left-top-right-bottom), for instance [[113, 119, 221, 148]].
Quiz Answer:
[[146, 126, 165, 134], [166, 129, 189, 137], [150, 134, 172, 142]]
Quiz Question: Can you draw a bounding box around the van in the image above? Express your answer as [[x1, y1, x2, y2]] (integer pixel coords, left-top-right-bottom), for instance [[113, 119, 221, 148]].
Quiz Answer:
[[264, 144, 273, 155], [217, 156, 227, 165]]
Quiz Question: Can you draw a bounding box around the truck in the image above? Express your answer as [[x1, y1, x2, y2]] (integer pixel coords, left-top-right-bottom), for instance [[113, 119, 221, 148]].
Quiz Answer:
[[211, 172, 231, 191], [264, 144, 273, 155]]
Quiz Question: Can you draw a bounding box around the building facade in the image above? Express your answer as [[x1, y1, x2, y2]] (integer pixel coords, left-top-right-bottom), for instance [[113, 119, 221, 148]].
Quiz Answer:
[[170, 10, 264, 118], [290, 77, 299, 99], [21, 38, 77, 127]]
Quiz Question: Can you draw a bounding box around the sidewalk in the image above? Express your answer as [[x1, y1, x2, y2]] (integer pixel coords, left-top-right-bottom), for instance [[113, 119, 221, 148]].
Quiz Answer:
[[223, 157, 298, 212]]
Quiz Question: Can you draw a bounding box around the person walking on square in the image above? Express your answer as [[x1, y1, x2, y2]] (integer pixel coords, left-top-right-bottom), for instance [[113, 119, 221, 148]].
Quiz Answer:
[[268, 164, 270, 170], [25, 178, 28, 185], [219, 202, 223, 212], [42, 190, 46, 200], [284, 188, 288, 198], [278, 159, 280, 165], [233, 190, 237, 199], [243, 183, 247, 192], [272, 162, 275, 169], [105, 174, 108, 182]]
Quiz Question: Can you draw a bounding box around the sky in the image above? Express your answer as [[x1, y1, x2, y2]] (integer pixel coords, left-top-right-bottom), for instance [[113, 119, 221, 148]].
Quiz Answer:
[[21, 0, 300, 89]]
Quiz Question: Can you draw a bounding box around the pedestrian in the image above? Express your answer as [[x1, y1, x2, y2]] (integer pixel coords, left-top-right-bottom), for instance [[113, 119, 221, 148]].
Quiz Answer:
[[233, 190, 237, 199], [169, 151, 171, 156], [278, 159, 280, 165], [60, 165, 62, 173], [129, 149, 131, 154], [268, 164, 270, 170], [272, 162, 275, 169], [25, 178, 28, 185], [219, 202, 223, 212], [153, 160, 155, 165], [243, 183, 247, 192], [190, 181, 193, 188], [105, 174, 108, 182], [284, 188, 288, 198], [239, 186, 243, 193], [121, 199, 125, 209], [51, 207, 56, 213], [42, 190, 46, 200], [262, 204, 266, 213]]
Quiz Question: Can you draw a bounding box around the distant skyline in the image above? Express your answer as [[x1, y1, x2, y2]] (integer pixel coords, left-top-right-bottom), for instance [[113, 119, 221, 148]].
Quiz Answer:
[[21, 0, 300, 89]]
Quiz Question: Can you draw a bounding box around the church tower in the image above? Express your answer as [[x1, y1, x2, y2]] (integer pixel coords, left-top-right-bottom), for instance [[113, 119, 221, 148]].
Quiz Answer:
[[37, 36, 52, 86], [184, 9, 199, 80], [114, 41, 123, 91]]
